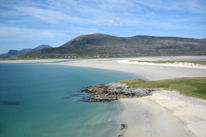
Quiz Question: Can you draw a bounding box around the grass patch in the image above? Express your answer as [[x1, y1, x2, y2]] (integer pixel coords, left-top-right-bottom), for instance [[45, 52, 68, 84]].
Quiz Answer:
[[137, 60, 206, 65], [120, 77, 206, 99]]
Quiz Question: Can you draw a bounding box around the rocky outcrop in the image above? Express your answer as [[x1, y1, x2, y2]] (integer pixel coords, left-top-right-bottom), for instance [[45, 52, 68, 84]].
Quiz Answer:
[[82, 82, 154, 102]]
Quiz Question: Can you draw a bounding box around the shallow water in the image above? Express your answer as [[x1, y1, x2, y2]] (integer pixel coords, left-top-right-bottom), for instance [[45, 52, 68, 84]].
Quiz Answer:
[[0, 63, 137, 137]]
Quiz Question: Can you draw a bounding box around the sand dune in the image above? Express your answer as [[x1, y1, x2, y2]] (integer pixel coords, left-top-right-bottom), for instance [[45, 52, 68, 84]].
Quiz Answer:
[[118, 59, 206, 69]]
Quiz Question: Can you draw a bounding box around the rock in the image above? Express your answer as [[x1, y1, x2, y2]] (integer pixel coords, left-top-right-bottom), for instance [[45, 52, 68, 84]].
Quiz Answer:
[[118, 123, 127, 137], [120, 124, 127, 131], [81, 82, 154, 102]]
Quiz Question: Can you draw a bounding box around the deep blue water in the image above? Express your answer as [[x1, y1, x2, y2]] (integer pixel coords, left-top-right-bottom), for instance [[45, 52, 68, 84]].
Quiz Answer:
[[0, 63, 137, 137]]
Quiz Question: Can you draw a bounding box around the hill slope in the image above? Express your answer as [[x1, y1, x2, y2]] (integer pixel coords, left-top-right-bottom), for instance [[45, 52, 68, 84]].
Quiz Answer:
[[18, 33, 206, 58], [0, 45, 52, 58]]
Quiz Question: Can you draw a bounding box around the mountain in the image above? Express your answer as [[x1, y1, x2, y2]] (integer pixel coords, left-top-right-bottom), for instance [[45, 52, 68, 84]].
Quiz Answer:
[[33, 45, 52, 51], [0, 45, 52, 58], [19, 33, 206, 58]]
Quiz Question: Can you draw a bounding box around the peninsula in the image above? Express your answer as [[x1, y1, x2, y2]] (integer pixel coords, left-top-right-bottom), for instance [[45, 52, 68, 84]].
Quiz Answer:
[[82, 77, 206, 102]]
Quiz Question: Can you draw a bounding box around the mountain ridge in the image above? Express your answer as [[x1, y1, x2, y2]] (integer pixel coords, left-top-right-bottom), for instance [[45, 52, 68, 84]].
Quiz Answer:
[[18, 33, 206, 58], [0, 45, 52, 58]]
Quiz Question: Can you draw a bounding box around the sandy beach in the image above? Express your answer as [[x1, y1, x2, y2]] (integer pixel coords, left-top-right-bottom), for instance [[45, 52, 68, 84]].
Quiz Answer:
[[1, 57, 206, 137], [48, 58, 206, 80], [48, 58, 206, 137], [119, 91, 206, 137]]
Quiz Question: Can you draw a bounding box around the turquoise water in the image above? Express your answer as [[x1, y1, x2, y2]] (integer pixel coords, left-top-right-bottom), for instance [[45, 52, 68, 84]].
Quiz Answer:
[[0, 63, 137, 137]]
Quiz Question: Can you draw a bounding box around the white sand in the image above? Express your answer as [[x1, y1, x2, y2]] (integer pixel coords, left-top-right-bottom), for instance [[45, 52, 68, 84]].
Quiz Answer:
[[49, 58, 206, 80], [119, 91, 206, 137], [118, 59, 206, 69], [1, 57, 206, 137]]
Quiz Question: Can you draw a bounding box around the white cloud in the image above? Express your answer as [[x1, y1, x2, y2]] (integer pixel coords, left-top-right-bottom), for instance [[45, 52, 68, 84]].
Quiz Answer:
[[0, 25, 69, 40], [1, 0, 204, 29], [0, 24, 99, 41], [136, 0, 206, 14], [14, 6, 94, 25], [99, 17, 123, 27], [0, 0, 205, 43], [107, 18, 122, 27], [187, 0, 206, 14]]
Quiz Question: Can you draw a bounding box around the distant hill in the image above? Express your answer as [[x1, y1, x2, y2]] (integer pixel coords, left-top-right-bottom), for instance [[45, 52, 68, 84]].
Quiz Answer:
[[0, 45, 52, 58], [18, 33, 206, 58]]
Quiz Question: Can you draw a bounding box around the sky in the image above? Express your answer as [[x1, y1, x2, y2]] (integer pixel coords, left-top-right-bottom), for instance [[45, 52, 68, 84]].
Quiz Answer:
[[0, 0, 206, 53]]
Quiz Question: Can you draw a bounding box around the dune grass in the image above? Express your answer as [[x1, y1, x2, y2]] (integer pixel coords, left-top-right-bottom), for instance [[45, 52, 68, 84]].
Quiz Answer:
[[137, 60, 206, 65], [120, 77, 206, 99]]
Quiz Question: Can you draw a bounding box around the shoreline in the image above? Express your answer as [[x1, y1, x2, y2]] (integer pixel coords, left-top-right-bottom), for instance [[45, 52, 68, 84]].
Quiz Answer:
[[0, 59, 70, 63], [118, 91, 206, 137], [1, 58, 206, 80], [48, 58, 206, 137], [47, 58, 206, 137], [1, 57, 206, 137], [46, 58, 206, 81]]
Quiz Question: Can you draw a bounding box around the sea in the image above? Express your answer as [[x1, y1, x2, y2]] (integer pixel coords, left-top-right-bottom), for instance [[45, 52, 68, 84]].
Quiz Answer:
[[0, 63, 137, 137]]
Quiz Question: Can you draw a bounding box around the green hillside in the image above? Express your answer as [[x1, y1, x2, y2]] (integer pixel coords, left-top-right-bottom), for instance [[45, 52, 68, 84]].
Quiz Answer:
[[18, 33, 206, 59]]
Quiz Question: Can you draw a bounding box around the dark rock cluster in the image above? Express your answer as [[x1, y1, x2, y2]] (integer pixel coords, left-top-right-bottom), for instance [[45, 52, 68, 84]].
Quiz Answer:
[[82, 82, 154, 102]]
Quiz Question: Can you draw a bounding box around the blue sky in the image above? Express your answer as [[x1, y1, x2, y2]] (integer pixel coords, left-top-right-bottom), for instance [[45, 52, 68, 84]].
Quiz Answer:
[[0, 0, 206, 53]]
